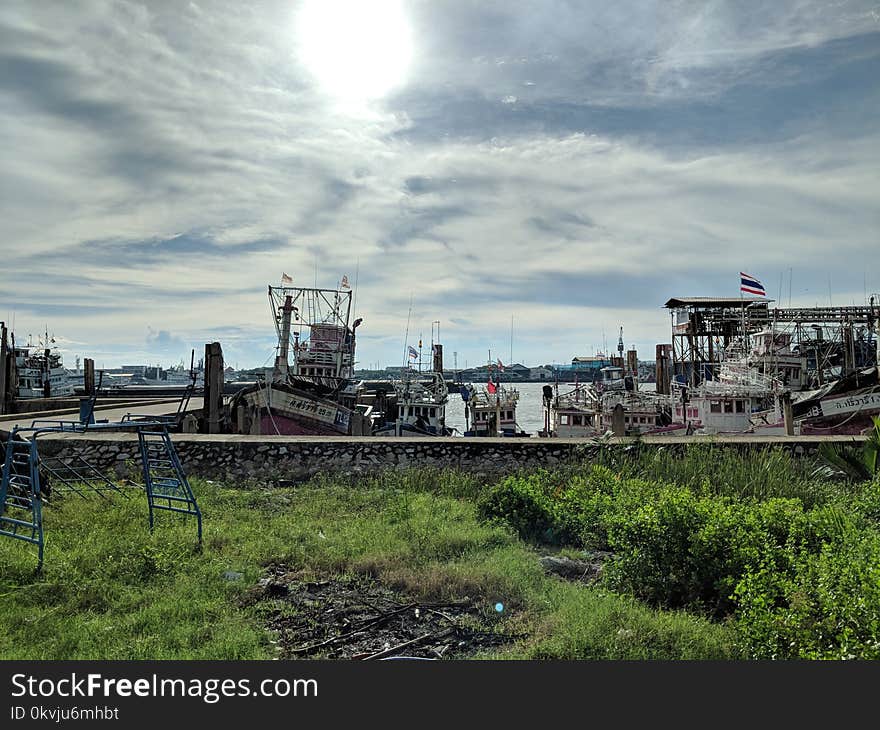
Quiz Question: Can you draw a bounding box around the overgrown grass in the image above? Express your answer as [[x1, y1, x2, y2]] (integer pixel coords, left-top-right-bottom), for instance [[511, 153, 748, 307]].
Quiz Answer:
[[0, 472, 737, 660], [584, 441, 848, 506]]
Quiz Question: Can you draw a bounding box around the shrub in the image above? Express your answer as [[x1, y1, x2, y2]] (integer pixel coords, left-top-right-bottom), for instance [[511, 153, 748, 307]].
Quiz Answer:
[[734, 528, 880, 659], [603, 488, 816, 618], [477, 472, 567, 543]]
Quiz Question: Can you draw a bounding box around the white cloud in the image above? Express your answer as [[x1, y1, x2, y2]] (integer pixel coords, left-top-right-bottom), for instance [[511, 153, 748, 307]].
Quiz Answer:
[[0, 0, 876, 369]]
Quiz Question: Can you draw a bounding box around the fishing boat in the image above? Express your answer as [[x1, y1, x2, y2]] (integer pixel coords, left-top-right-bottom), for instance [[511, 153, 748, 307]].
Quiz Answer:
[[227, 280, 371, 435], [793, 366, 880, 435], [746, 329, 809, 391], [372, 369, 451, 436], [459, 357, 529, 437], [11, 331, 75, 399], [547, 381, 599, 437], [670, 341, 787, 435], [372, 339, 453, 436]]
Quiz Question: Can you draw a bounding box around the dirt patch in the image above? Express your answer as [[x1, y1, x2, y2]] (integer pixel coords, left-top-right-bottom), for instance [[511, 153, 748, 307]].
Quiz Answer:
[[248, 565, 518, 660]]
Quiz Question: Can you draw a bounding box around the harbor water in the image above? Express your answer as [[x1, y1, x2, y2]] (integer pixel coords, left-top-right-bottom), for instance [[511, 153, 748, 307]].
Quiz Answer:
[[444, 381, 657, 436]]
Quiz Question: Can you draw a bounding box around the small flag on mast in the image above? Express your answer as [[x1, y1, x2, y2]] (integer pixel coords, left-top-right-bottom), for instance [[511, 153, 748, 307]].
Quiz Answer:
[[740, 272, 766, 297], [487, 379, 497, 395], [340, 275, 350, 289], [496, 358, 505, 371], [281, 272, 293, 284], [408, 346, 418, 360]]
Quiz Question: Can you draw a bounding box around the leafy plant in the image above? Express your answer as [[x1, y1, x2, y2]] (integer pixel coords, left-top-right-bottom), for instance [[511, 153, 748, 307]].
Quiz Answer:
[[813, 416, 880, 482]]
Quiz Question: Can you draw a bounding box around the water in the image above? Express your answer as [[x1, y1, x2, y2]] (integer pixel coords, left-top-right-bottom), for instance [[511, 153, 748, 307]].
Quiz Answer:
[[444, 381, 656, 436]]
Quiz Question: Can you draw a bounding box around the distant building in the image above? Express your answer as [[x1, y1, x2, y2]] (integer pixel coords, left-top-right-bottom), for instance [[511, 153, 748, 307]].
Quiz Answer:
[[529, 366, 555, 380], [569, 356, 613, 372]]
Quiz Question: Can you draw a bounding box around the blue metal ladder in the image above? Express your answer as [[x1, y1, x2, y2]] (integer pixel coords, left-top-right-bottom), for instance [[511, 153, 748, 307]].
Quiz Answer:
[[0, 432, 45, 570], [137, 428, 202, 543]]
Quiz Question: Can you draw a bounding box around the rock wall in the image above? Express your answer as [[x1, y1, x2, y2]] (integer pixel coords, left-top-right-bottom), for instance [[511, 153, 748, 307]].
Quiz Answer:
[[32, 434, 864, 484]]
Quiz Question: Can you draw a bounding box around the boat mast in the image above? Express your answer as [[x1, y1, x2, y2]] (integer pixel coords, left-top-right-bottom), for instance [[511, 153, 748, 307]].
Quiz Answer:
[[273, 294, 294, 383]]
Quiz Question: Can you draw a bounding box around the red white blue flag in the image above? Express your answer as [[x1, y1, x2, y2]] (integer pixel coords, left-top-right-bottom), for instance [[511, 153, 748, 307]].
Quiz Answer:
[[740, 272, 766, 297]]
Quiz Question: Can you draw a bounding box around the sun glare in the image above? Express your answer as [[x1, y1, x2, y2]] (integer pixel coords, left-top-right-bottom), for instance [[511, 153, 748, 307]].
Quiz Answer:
[[296, 0, 413, 102]]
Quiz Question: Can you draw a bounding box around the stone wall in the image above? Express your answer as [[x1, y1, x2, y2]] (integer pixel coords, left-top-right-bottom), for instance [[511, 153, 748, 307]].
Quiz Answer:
[[32, 434, 867, 484]]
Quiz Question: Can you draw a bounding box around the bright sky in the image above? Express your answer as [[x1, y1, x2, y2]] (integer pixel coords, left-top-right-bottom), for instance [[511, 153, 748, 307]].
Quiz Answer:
[[1, 0, 878, 369]]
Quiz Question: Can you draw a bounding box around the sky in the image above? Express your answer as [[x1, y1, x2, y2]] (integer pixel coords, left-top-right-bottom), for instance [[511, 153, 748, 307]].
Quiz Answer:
[[1, 0, 878, 371]]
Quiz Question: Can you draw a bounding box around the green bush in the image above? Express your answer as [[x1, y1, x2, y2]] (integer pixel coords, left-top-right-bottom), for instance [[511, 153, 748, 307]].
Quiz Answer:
[[603, 485, 714, 612], [478, 466, 630, 548], [602, 487, 819, 618], [734, 528, 880, 659], [477, 472, 568, 544]]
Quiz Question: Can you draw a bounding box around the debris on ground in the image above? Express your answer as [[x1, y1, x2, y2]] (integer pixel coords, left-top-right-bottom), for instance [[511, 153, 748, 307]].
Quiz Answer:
[[539, 551, 611, 583], [248, 566, 517, 660]]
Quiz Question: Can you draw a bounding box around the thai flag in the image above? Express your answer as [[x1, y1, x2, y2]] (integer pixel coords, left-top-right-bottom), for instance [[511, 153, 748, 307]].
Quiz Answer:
[[740, 272, 766, 297], [408, 346, 418, 360]]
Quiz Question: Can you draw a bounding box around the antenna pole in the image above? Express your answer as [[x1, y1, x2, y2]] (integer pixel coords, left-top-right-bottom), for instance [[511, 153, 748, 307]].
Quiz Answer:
[[510, 315, 513, 365], [402, 294, 413, 368], [353, 257, 360, 319]]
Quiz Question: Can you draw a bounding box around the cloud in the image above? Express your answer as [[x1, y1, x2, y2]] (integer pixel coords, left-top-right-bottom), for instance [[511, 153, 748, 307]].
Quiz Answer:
[[0, 0, 876, 370], [145, 327, 185, 351]]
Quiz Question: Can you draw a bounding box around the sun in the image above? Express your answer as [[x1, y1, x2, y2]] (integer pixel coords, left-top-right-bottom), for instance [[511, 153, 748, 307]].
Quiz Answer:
[[295, 0, 413, 102]]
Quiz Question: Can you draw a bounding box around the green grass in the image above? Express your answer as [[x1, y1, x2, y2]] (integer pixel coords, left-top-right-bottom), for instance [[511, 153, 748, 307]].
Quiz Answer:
[[0, 472, 737, 660]]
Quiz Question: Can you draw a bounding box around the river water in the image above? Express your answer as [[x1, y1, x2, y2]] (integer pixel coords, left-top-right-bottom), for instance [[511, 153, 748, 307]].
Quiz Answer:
[[443, 381, 656, 436]]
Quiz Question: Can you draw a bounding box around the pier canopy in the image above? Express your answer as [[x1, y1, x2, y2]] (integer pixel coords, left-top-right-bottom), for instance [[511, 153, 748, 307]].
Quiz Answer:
[[664, 296, 772, 309]]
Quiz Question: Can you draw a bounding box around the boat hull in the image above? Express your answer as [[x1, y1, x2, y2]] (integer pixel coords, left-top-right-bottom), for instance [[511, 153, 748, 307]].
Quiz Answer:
[[229, 381, 356, 436]]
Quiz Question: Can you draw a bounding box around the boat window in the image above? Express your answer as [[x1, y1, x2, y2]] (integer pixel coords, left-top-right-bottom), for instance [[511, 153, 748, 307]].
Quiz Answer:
[[735, 400, 745, 413], [560, 415, 569, 425], [430, 408, 436, 417], [710, 401, 722, 413], [724, 401, 734, 414], [572, 415, 582, 426]]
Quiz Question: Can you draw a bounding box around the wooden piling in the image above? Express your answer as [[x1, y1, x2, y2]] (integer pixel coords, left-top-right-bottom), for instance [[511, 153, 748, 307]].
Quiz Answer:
[[782, 392, 794, 436], [83, 358, 95, 395], [203, 342, 224, 434], [612, 403, 626, 436]]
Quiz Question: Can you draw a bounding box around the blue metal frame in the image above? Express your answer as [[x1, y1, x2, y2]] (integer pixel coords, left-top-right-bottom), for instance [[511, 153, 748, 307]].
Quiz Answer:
[[1, 418, 202, 570], [0, 431, 45, 570], [137, 429, 202, 543]]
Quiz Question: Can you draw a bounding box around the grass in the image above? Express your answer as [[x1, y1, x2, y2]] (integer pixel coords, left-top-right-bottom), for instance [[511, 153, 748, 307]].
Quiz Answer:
[[0, 471, 738, 660]]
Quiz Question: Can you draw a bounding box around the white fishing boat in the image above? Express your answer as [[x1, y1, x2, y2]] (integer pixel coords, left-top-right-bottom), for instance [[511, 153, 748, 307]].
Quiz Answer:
[[373, 367, 452, 436], [371, 331, 453, 436], [458, 355, 529, 437], [547, 381, 600, 437], [12, 331, 75, 399], [671, 341, 788, 435], [747, 329, 808, 391]]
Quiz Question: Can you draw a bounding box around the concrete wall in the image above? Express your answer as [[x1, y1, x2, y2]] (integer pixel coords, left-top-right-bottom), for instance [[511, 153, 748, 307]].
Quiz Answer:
[[33, 434, 867, 484]]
